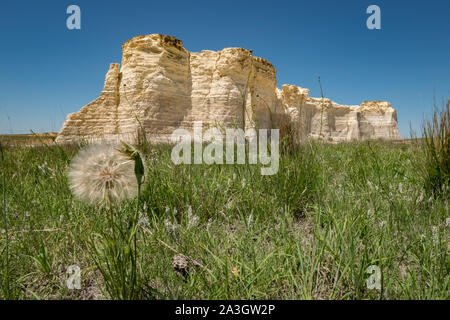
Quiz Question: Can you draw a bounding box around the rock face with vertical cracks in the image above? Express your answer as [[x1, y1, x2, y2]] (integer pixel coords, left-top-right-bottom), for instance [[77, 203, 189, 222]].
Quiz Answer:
[[56, 34, 401, 144]]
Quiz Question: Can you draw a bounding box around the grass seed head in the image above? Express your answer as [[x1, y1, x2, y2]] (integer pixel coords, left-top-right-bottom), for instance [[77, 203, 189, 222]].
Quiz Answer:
[[68, 144, 138, 205]]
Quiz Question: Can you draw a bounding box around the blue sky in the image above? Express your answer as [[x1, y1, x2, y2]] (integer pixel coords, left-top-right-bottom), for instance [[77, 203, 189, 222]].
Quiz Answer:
[[0, 0, 449, 137]]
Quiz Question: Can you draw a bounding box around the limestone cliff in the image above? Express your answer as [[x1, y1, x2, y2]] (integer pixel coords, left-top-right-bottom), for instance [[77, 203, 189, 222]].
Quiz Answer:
[[56, 34, 401, 143]]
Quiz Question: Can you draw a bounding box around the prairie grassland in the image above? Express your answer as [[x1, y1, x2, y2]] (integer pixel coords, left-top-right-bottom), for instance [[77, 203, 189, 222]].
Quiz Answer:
[[0, 133, 57, 147], [0, 138, 448, 299]]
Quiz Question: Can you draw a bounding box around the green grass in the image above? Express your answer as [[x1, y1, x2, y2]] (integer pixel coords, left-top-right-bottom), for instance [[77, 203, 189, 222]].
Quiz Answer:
[[0, 139, 448, 299], [421, 99, 449, 197]]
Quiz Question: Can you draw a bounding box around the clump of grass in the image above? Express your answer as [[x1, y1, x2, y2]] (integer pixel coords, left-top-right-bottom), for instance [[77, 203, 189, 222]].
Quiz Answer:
[[277, 113, 297, 155], [422, 99, 449, 197]]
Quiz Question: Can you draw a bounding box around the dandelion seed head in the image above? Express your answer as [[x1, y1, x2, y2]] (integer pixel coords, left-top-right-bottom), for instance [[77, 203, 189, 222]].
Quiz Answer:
[[68, 144, 138, 205]]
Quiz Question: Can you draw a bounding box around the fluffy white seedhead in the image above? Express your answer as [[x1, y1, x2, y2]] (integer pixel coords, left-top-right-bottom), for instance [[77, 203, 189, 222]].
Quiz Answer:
[[68, 144, 138, 205]]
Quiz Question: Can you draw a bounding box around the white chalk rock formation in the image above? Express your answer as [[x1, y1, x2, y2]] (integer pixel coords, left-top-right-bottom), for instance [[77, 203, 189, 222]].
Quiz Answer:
[[56, 34, 401, 143]]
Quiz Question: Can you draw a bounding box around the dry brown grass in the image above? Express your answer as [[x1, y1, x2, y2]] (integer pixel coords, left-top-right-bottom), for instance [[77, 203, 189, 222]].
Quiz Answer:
[[0, 133, 57, 146]]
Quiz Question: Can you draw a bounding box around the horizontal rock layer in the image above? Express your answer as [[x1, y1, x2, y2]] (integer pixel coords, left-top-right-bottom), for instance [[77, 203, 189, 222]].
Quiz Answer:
[[56, 34, 401, 144]]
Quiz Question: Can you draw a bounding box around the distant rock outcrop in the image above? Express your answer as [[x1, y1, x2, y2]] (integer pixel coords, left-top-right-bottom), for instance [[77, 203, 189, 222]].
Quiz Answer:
[[56, 34, 401, 143]]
